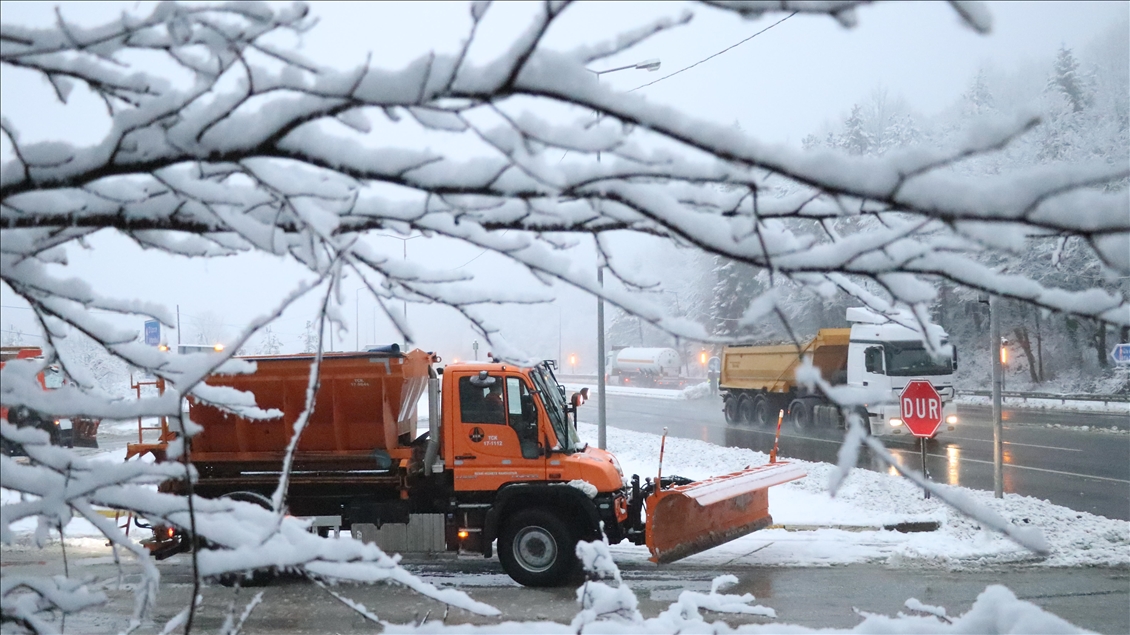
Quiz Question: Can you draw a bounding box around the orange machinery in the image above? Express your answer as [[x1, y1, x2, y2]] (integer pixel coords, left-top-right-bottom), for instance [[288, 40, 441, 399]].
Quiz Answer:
[[0, 346, 100, 449], [146, 348, 804, 587]]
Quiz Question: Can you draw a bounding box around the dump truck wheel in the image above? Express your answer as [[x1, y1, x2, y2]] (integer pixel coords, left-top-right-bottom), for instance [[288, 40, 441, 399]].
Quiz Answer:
[[737, 395, 756, 426], [788, 399, 812, 430], [752, 395, 772, 427], [499, 509, 576, 587], [723, 396, 740, 425]]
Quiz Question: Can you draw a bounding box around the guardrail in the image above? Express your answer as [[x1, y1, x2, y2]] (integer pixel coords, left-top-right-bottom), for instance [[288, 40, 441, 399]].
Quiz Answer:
[[956, 390, 1129, 405]]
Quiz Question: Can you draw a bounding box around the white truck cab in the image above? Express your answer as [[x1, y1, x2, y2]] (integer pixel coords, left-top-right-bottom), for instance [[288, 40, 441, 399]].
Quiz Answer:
[[844, 309, 958, 438]]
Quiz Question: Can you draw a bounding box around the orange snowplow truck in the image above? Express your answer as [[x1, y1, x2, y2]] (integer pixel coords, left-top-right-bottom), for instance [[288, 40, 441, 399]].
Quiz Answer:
[[147, 348, 804, 586], [0, 346, 100, 452]]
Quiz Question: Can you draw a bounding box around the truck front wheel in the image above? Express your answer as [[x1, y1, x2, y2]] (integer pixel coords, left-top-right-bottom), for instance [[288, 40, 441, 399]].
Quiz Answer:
[[499, 509, 577, 587], [723, 395, 740, 424]]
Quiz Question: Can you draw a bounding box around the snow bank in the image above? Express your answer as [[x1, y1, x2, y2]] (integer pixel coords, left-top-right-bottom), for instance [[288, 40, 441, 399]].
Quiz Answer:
[[575, 422, 1129, 569]]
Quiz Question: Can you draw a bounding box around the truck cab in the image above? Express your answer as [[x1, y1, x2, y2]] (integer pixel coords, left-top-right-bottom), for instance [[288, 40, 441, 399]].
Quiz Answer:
[[844, 310, 958, 437]]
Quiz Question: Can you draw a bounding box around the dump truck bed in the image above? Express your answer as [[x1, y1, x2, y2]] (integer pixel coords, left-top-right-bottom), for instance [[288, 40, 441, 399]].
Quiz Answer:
[[720, 328, 850, 392]]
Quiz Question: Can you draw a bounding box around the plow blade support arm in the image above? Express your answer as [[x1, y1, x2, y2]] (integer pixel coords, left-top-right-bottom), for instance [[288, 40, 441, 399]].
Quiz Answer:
[[645, 461, 806, 564]]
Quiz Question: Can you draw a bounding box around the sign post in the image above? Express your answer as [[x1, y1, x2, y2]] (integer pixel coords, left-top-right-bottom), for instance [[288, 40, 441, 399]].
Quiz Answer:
[[900, 379, 943, 499]]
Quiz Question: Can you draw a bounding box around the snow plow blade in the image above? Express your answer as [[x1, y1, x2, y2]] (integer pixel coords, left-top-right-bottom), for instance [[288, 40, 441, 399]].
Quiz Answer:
[[644, 461, 806, 564]]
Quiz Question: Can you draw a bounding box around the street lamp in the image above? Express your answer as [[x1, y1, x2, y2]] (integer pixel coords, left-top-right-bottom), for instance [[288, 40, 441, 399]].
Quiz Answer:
[[375, 233, 423, 349], [591, 59, 661, 451]]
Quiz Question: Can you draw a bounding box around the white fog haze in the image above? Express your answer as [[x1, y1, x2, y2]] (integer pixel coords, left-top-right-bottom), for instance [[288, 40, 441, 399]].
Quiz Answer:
[[1, 1, 1127, 632], [2, 1, 1125, 370]]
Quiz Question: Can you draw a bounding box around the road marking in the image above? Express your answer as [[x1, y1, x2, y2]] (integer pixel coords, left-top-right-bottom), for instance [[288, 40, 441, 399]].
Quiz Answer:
[[885, 449, 1130, 484], [940, 435, 1083, 452]]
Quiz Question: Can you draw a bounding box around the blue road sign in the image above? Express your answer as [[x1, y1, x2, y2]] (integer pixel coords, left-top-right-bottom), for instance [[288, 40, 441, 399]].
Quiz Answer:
[[1112, 343, 1130, 365], [144, 320, 160, 346], [707, 356, 721, 372]]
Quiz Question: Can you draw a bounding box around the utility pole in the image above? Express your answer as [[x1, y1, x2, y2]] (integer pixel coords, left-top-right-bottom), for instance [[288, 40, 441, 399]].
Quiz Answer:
[[597, 265, 606, 450], [990, 294, 1003, 498]]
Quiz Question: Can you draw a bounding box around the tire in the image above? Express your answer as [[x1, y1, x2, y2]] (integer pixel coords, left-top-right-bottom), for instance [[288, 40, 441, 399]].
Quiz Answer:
[[848, 407, 871, 435], [788, 399, 812, 430], [752, 394, 773, 427], [737, 395, 755, 426], [723, 395, 740, 425], [498, 508, 576, 587]]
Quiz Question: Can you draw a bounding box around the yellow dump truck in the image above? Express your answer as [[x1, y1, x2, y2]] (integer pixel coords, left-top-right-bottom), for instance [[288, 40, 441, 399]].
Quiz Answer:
[[720, 309, 958, 437]]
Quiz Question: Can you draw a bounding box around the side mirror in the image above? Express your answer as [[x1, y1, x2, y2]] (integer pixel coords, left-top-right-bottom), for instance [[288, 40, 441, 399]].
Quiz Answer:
[[570, 388, 589, 409]]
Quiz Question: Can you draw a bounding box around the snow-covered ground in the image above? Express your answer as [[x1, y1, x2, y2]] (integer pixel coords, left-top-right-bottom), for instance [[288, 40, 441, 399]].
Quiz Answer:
[[5, 411, 1126, 634], [573, 422, 1129, 569]]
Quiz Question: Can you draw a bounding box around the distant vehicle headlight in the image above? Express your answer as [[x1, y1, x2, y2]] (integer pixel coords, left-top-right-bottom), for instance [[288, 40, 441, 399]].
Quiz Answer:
[[888, 418, 903, 427], [946, 414, 958, 425]]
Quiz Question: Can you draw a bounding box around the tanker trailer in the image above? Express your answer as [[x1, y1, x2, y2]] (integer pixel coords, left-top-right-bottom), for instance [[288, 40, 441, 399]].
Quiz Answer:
[[607, 347, 685, 388]]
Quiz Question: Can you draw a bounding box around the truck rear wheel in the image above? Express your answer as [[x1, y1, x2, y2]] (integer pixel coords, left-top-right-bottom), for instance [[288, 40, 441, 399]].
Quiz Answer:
[[752, 395, 772, 427], [737, 395, 755, 426], [499, 509, 576, 587], [788, 399, 812, 430]]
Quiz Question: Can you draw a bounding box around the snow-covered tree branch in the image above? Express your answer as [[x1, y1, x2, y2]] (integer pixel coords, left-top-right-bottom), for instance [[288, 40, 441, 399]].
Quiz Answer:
[[2, 1, 1127, 631]]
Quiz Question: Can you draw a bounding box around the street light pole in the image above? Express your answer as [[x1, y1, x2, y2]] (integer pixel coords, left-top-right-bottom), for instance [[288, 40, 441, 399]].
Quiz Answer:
[[990, 294, 1003, 498], [590, 59, 659, 452], [597, 265, 607, 450]]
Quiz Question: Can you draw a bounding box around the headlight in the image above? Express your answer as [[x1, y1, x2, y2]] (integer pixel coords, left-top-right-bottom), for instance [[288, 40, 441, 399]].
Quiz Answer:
[[946, 415, 958, 425], [888, 418, 903, 427]]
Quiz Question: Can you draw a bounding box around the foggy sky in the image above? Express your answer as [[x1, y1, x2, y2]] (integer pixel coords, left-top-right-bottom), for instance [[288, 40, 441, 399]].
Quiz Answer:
[[1, 1, 1125, 369]]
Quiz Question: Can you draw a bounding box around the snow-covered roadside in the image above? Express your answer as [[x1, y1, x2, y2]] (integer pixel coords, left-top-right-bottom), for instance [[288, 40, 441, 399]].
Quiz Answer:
[[573, 422, 1129, 569], [956, 394, 1129, 416]]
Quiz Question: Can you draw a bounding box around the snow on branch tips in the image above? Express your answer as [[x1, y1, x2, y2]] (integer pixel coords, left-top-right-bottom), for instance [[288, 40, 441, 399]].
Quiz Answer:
[[0, 0, 1125, 631]]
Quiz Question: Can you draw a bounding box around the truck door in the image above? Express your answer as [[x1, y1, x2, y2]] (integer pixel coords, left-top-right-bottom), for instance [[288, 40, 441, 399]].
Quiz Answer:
[[452, 373, 545, 491]]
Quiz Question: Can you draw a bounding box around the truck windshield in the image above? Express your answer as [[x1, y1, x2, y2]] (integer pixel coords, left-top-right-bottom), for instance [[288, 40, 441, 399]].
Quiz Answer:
[[529, 363, 578, 453], [43, 366, 64, 389], [883, 341, 953, 376]]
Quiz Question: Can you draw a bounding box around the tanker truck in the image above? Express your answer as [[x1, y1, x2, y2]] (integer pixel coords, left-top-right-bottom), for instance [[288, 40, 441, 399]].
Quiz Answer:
[[720, 308, 958, 438], [606, 347, 686, 388], [142, 347, 804, 586]]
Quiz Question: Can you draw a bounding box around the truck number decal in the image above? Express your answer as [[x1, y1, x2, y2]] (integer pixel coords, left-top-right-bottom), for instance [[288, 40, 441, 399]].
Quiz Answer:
[[483, 434, 502, 447]]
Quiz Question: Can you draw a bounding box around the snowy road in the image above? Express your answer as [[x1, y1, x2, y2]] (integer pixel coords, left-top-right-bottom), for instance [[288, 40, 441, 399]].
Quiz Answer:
[[1, 542, 1126, 634], [597, 393, 1130, 520]]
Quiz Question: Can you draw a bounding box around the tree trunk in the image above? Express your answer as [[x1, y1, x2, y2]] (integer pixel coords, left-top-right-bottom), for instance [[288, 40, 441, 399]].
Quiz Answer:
[[1013, 326, 1040, 383], [1035, 310, 1044, 382], [1095, 320, 1108, 368]]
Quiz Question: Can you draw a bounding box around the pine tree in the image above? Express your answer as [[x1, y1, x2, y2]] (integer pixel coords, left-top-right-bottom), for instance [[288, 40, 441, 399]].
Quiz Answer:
[[838, 105, 874, 155], [709, 257, 765, 338], [963, 68, 995, 115], [1047, 45, 1090, 113]]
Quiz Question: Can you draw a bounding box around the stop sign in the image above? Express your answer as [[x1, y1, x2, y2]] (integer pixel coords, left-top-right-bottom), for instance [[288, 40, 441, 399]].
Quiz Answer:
[[900, 380, 943, 438]]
